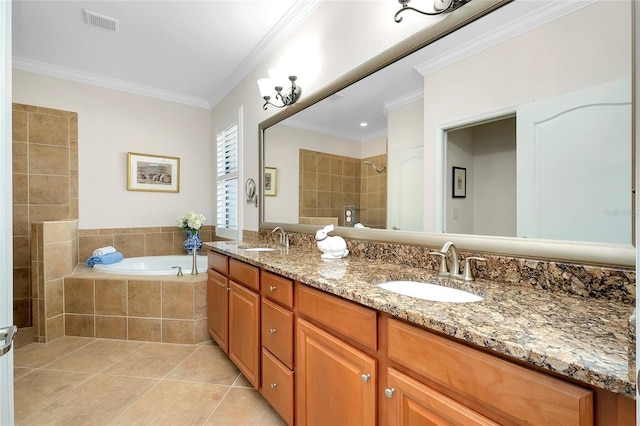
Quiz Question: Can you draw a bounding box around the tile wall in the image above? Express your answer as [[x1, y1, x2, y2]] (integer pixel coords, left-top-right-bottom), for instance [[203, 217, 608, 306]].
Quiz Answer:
[[13, 103, 79, 328], [298, 149, 387, 229]]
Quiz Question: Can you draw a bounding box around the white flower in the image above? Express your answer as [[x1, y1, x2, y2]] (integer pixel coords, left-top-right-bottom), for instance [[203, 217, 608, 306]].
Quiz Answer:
[[177, 212, 206, 234]]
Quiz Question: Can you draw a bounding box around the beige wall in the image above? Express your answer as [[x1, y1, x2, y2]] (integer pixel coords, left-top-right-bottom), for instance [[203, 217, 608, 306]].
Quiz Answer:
[[12, 70, 213, 230]]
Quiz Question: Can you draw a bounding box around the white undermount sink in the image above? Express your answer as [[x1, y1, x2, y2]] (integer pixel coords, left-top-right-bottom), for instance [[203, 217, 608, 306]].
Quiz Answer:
[[378, 280, 483, 303]]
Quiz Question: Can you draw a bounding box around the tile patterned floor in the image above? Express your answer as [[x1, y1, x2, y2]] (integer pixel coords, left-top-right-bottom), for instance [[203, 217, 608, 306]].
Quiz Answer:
[[13, 336, 286, 426]]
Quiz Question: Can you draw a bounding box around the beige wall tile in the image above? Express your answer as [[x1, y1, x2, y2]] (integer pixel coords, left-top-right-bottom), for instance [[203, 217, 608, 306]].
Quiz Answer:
[[145, 233, 174, 256], [13, 268, 30, 299], [44, 241, 73, 280], [64, 278, 94, 314], [65, 314, 95, 337], [70, 139, 78, 171], [44, 220, 77, 243], [12, 110, 28, 142], [46, 315, 64, 342], [95, 279, 127, 316], [29, 205, 70, 222], [78, 235, 115, 263], [12, 103, 37, 113], [194, 281, 207, 319], [162, 319, 195, 344], [69, 114, 78, 139], [13, 205, 29, 236], [38, 300, 45, 337], [45, 278, 64, 318], [95, 316, 127, 340], [13, 141, 27, 172], [13, 173, 28, 205], [70, 169, 78, 198], [195, 319, 210, 344], [13, 236, 29, 268], [128, 318, 161, 342], [70, 198, 79, 221], [13, 298, 31, 328], [28, 114, 69, 146], [29, 175, 70, 205], [29, 144, 69, 175], [36, 107, 75, 117], [128, 280, 161, 317], [162, 281, 194, 319], [114, 234, 145, 258], [100, 228, 132, 235]]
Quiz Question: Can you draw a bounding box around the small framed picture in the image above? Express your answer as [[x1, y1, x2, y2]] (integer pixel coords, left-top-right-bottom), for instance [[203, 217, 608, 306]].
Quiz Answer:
[[127, 152, 180, 193], [452, 166, 466, 198], [264, 167, 277, 196]]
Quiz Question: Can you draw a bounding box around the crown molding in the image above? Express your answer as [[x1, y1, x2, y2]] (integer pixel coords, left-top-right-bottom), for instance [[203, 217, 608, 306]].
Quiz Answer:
[[416, 0, 597, 76], [208, 0, 323, 108], [12, 57, 211, 109], [383, 89, 423, 116]]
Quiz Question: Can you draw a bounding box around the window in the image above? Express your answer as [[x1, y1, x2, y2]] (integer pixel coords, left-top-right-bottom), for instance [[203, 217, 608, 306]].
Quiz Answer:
[[216, 124, 238, 234]]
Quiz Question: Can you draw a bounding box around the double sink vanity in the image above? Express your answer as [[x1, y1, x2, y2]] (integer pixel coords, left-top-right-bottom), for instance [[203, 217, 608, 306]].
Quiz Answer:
[[204, 238, 635, 425]]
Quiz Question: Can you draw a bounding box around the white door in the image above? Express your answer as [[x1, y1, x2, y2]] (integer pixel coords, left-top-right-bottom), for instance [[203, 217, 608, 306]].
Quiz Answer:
[[387, 146, 423, 231], [517, 79, 632, 244], [0, 1, 15, 424]]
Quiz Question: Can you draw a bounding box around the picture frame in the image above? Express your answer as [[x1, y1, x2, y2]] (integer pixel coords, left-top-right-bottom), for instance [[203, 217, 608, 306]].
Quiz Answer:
[[452, 166, 466, 198], [127, 152, 180, 193], [264, 167, 277, 196]]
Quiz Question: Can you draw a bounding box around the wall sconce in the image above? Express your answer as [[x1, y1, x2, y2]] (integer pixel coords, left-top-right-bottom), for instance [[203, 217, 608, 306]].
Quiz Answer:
[[395, 0, 471, 23], [257, 68, 302, 110]]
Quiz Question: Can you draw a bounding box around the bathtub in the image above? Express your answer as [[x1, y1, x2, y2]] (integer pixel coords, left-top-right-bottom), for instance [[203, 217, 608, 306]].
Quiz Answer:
[[92, 255, 208, 275]]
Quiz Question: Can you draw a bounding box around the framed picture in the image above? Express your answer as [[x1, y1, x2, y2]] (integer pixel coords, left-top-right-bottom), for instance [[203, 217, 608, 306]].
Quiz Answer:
[[452, 166, 466, 198], [127, 152, 180, 193], [264, 167, 277, 196]]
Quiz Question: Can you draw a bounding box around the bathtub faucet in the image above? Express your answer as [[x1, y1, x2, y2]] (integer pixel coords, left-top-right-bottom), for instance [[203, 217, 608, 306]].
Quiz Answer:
[[172, 266, 183, 276], [191, 247, 198, 275]]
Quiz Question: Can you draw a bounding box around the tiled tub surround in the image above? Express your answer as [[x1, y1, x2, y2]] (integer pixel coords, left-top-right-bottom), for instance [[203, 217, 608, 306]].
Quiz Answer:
[[62, 268, 209, 344], [206, 239, 636, 398], [30, 223, 216, 343]]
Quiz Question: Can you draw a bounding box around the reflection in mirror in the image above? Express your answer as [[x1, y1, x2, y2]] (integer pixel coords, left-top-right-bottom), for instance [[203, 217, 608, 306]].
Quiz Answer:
[[262, 0, 632, 247]]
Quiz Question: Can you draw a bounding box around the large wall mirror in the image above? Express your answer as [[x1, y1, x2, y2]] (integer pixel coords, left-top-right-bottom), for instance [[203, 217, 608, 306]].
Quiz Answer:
[[259, 0, 635, 267]]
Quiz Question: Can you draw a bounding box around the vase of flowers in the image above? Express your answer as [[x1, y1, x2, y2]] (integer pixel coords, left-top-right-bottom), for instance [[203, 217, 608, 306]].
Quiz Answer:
[[177, 212, 206, 255]]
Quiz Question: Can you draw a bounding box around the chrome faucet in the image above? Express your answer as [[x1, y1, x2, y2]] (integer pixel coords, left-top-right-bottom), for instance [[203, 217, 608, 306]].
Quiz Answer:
[[272, 226, 289, 247]]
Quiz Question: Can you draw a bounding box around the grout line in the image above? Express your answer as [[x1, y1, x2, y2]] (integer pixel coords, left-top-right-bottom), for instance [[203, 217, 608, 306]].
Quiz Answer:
[[202, 377, 237, 425]]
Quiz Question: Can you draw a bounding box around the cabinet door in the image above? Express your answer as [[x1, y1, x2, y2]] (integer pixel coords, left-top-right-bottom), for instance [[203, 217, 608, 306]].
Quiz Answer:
[[207, 269, 229, 353], [296, 318, 376, 426], [386, 368, 499, 426], [229, 280, 260, 389]]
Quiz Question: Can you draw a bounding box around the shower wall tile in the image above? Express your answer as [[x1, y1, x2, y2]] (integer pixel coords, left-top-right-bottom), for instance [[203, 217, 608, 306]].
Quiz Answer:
[[13, 141, 27, 172], [29, 205, 70, 222], [13, 205, 29, 236], [45, 279, 64, 318], [29, 175, 70, 206], [46, 315, 64, 342], [44, 241, 73, 281], [28, 114, 69, 146], [13, 268, 30, 299], [13, 236, 30, 268], [29, 144, 69, 175], [12, 111, 28, 142], [13, 173, 28, 205]]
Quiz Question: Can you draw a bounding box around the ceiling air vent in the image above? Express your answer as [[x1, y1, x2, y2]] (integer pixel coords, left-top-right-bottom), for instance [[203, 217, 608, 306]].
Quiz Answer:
[[83, 9, 119, 33]]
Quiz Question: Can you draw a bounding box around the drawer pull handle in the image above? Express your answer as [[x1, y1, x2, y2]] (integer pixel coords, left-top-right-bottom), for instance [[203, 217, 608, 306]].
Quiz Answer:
[[270, 383, 277, 389], [226, 287, 231, 292], [269, 286, 277, 292], [361, 373, 371, 383], [269, 328, 277, 334], [384, 388, 395, 398]]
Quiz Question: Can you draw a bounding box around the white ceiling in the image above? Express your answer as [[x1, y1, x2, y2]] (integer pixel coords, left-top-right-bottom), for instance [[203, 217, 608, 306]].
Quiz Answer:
[[12, 0, 318, 108]]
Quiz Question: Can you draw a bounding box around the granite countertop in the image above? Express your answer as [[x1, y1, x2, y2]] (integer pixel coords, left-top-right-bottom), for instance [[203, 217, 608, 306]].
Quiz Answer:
[[205, 241, 636, 398]]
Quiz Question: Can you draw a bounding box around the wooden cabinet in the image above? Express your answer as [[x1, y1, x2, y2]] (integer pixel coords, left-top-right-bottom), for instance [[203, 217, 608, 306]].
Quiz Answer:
[[260, 271, 295, 425], [229, 280, 260, 388], [385, 367, 499, 426], [386, 318, 594, 426], [296, 318, 376, 426], [207, 269, 229, 353]]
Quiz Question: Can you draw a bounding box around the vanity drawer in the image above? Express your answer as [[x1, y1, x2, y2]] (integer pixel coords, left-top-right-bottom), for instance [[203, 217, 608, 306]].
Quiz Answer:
[[261, 270, 294, 309], [208, 251, 228, 274], [261, 348, 294, 426], [229, 258, 259, 291], [387, 319, 593, 426], [296, 283, 377, 351], [262, 298, 294, 368]]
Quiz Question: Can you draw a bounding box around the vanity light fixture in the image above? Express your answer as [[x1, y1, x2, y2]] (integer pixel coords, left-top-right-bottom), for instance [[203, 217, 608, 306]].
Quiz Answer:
[[394, 0, 471, 23], [257, 68, 302, 110]]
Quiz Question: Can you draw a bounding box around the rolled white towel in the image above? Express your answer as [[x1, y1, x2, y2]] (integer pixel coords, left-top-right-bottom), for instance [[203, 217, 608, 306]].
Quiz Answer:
[[92, 246, 116, 257]]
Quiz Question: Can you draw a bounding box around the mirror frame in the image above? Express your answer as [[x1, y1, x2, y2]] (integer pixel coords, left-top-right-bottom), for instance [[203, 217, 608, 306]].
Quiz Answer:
[[259, 0, 636, 268]]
